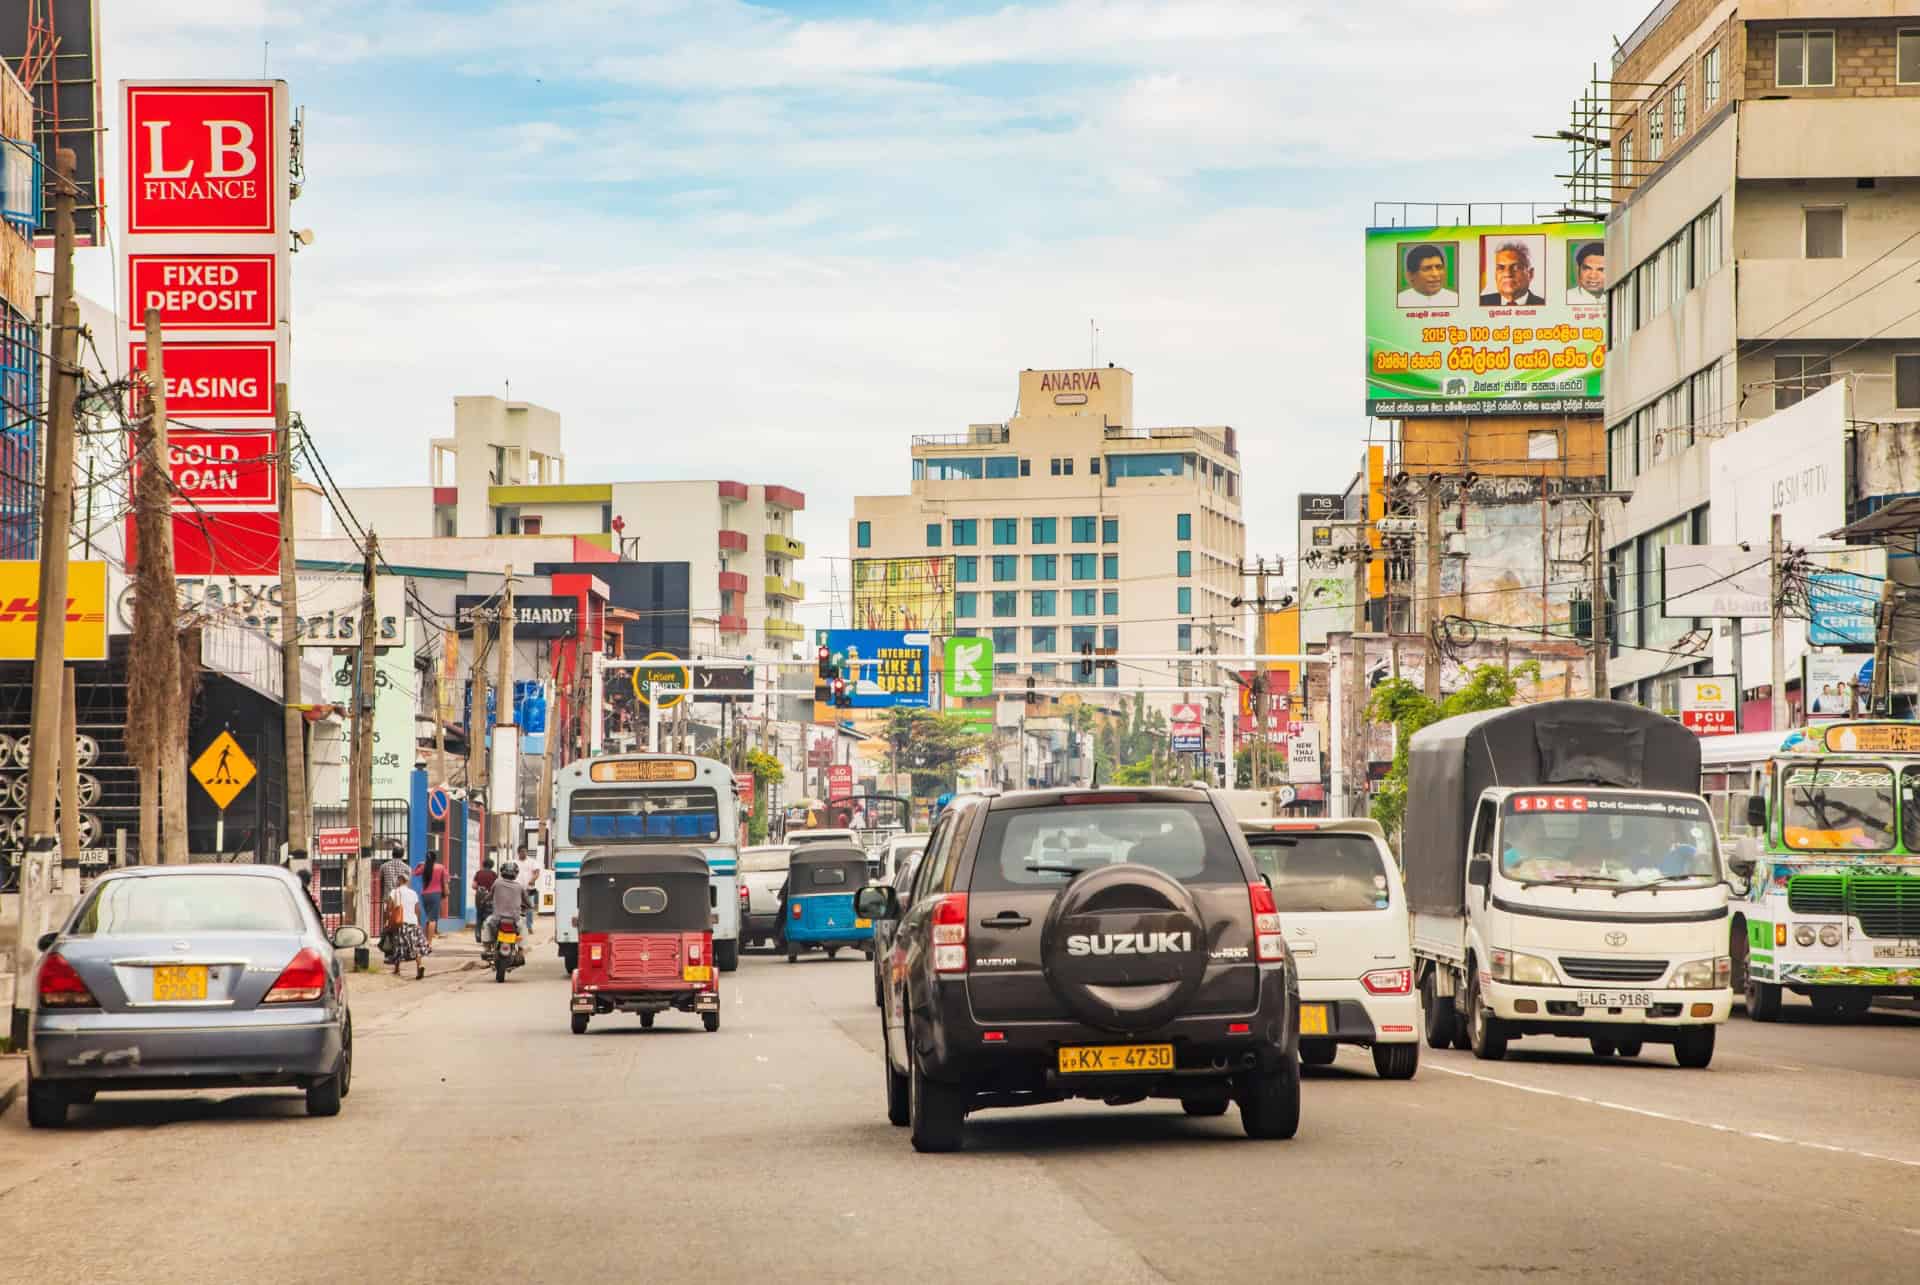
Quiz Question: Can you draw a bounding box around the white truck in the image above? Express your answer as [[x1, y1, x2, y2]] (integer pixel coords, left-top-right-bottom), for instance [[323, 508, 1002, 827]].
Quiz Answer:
[[1406, 700, 1732, 1068]]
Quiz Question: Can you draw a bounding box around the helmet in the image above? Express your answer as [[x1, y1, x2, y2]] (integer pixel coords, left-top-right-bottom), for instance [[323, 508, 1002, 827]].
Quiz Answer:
[[501, 861, 519, 880]]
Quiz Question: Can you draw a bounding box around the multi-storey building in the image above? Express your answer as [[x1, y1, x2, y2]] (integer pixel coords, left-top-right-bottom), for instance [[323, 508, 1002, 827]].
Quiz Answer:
[[1601, 1, 1920, 718], [851, 367, 1246, 704], [324, 395, 807, 655]]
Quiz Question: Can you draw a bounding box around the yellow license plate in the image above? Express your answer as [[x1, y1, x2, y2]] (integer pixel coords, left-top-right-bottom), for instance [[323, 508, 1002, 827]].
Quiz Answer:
[[1057, 1043, 1174, 1074], [498, 932, 519, 944], [1299, 1003, 1329, 1036], [855, 917, 872, 929], [152, 965, 207, 1002], [683, 965, 712, 982]]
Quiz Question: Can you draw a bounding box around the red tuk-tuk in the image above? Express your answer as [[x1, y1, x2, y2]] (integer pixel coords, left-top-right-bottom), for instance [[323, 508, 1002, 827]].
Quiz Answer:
[[569, 848, 721, 1034]]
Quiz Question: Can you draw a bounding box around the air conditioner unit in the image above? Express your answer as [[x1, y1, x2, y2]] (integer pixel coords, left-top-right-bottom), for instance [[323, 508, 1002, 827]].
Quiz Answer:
[[1444, 531, 1470, 558]]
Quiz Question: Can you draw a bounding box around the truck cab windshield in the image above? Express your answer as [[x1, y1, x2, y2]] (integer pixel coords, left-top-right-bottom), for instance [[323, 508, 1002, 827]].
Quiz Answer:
[[1499, 794, 1718, 886]]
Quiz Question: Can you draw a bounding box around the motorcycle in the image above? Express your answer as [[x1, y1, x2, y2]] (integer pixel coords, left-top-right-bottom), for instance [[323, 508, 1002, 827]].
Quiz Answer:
[[484, 916, 527, 982]]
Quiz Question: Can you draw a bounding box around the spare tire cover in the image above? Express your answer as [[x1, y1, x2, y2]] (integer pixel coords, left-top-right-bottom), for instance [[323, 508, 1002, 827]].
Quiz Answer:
[[1040, 863, 1209, 1033]]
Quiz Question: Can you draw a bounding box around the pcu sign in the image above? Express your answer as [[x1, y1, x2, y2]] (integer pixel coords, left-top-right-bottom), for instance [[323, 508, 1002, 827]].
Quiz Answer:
[[125, 84, 278, 235]]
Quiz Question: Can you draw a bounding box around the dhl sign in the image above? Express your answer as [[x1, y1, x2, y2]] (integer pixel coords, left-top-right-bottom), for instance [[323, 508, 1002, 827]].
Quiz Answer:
[[0, 562, 110, 660]]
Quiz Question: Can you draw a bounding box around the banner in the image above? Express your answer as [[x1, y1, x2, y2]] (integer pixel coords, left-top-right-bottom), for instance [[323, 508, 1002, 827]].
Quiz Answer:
[[944, 635, 994, 698], [1804, 654, 1872, 719], [0, 560, 108, 660], [852, 556, 955, 633], [1366, 221, 1605, 416], [1678, 676, 1736, 737], [818, 629, 930, 709]]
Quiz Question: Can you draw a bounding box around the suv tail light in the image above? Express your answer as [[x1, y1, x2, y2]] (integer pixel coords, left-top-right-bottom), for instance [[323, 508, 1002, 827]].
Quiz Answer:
[[1248, 884, 1286, 963], [932, 893, 968, 973], [37, 951, 98, 1008], [263, 948, 329, 1004], [1362, 967, 1413, 995]]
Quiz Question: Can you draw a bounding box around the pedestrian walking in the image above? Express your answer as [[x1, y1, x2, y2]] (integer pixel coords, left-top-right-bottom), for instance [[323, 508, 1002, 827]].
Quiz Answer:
[[382, 879, 429, 979], [379, 840, 411, 898], [414, 849, 447, 945]]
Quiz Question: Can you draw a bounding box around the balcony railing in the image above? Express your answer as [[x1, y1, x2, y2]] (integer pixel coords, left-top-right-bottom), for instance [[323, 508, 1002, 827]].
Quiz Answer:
[[1103, 425, 1236, 457], [765, 532, 805, 559], [718, 614, 749, 634], [911, 425, 1010, 448], [719, 529, 749, 552], [764, 618, 804, 641], [718, 570, 748, 593], [764, 576, 804, 601]]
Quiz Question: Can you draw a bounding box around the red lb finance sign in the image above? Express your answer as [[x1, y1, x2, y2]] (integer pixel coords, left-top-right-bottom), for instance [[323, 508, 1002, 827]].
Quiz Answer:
[[167, 430, 276, 508], [130, 340, 276, 419], [126, 85, 277, 235], [129, 254, 276, 330]]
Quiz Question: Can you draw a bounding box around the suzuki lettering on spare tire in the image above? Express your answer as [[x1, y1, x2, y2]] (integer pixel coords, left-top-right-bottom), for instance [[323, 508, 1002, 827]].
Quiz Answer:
[[1065, 931, 1193, 956]]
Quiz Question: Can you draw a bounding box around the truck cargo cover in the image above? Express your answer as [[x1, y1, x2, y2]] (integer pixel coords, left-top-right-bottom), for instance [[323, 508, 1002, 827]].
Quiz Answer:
[[1402, 700, 1702, 916]]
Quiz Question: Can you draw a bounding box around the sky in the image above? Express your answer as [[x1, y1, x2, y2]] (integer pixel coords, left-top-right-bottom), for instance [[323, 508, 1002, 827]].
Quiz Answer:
[[83, 0, 1658, 624]]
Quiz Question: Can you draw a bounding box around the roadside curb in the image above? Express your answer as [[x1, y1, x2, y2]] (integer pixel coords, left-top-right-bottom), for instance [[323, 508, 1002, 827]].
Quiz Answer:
[[0, 1053, 23, 1119]]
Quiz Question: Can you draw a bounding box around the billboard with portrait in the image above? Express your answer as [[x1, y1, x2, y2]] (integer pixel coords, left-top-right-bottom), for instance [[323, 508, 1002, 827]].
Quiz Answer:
[[1366, 221, 1606, 416], [852, 556, 955, 633]]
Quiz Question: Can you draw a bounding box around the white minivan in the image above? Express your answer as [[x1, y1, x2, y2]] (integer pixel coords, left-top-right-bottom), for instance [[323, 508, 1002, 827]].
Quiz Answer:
[[1240, 818, 1420, 1080]]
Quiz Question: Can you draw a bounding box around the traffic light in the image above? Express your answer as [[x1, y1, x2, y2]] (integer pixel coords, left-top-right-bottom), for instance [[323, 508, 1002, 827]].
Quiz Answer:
[[831, 677, 852, 709], [1025, 675, 1038, 706], [816, 644, 835, 679], [1080, 643, 1093, 678]]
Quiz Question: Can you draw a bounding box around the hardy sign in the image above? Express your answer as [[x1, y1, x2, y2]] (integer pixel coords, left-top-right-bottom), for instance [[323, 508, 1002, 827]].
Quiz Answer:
[[125, 84, 278, 235]]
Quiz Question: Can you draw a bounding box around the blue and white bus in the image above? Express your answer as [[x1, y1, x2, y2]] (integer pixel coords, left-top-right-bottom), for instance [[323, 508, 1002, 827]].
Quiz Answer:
[[552, 753, 742, 973]]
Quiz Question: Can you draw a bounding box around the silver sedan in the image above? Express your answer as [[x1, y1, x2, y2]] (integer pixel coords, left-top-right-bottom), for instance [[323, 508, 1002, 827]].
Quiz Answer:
[[26, 863, 366, 1128]]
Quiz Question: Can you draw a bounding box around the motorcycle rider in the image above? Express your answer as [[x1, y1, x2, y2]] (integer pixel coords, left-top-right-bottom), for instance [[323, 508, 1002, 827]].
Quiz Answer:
[[472, 856, 498, 943], [484, 860, 531, 961]]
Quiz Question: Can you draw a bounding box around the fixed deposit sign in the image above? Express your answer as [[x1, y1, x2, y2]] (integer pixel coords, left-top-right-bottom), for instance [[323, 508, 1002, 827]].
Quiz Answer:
[[129, 254, 276, 330]]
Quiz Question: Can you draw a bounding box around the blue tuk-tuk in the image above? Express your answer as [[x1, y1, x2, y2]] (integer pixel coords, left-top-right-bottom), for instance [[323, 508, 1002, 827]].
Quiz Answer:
[[784, 845, 874, 963]]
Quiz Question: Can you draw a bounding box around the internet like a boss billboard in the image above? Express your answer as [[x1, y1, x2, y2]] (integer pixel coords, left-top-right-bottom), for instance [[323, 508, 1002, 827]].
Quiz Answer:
[[120, 81, 293, 577]]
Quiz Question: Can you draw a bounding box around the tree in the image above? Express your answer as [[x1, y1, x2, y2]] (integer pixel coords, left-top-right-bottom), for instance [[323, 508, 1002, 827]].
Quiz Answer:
[[742, 748, 783, 844], [1365, 661, 1540, 839], [878, 708, 984, 801], [1111, 757, 1156, 785]]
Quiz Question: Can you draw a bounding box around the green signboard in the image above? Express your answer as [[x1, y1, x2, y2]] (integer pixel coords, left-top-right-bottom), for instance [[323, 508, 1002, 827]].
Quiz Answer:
[[1365, 221, 1606, 416], [944, 635, 995, 699]]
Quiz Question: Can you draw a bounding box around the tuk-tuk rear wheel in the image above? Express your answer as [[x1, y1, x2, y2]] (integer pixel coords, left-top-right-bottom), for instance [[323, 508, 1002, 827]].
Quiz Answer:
[[827, 947, 841, 961], [571, 1014, 589, 1035], [703, 1011, 721, 1033], [640, 1012, 655, 1029]]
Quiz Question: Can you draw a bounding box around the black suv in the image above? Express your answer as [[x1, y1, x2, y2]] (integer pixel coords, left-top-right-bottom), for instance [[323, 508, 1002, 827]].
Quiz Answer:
[[857, 787, 1300, 1152]]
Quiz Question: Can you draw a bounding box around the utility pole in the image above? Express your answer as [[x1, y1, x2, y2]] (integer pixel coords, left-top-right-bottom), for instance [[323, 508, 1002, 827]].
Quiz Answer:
[[1250, 559, 1271, 789], [276, 387, 308, 863], [469, 624, 490, 796], [494, 571, 517, 861], [1770, 512, 1788, 731], [1424, 486, 1442, 700], [1589, 505, 1609, 699], [1346, 543, 1369, 820], [58, 668, 78, 873], [349, 532, 378, 923], [142, 309, 189, 865]]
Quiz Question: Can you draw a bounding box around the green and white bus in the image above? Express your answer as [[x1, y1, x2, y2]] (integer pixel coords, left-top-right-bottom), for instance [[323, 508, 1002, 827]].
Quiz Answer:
[[552, 753, 742, 974], [1702, 720, 1920, 1020]]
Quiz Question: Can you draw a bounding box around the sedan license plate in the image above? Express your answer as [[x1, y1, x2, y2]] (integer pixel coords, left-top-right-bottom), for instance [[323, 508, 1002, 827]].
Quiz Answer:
[[1057, 1043, 1174, 1074], [1299, 1003, 1330, 1036], [854, 917, 872, 929], [152, 964, 207, 1002], [1577, 990, 1654, 1009], [1872, 941, 1920, 959]]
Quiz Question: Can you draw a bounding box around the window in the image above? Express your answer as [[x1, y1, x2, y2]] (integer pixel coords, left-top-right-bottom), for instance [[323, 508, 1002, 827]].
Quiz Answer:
[[1103, 666, 1118, 688], [951, 519, 978, 546], [955, 556, 979, 583], [956, 592, 978, 619], [1029, 554, 1057, 580], [1805, 207, 1844, 260], [968, 802, 1243, 892], [1089, 457, 1100, 475], [1176, 513, 1192, 540], [1019, 458, 1032, 477], [1103, 591, 1119, 616], [1106, 452, 1188, 482], [1897, 354, 1920, 410], [991, 592, 1018, 619], [991, 627, 1018, 655], [856, 521, 871, 549], [1618, 130, 1634, 186], [1102, 625, 1118, 649], [985, 456, 1019, 479], [1030, 590, 1057, 617], [1177, 623, 1192, 652], [73, 874, 304, 935], [1102, 553, 1119, 580], [1638, 516, 1695, 653], [1633, 257, 1658, 327], [1071, 516, 1097, 543], [1703, 45, 1722, 105], [1030, 626, 1057, 653], [1070, 589, 1097, 616], [1902, 30, 1920, 84], [1177, 586, 1193, 614], [1777, 30, 1835, 88], [1049, 457, 1061, 476], [1102, 517, 1119, 544], [925, 523, 942, 548], [1670, 79, 1686, 139], [1774, 354, 1832, 410], [1249, 833, 1398, 913], [991, 555, 1019, 582], [1034, 663, 1058, 679], [925, 457, 984, 481], [1177, 549, 1192, 577], [1050, 457, 1074, 476], [1690, 360, 1724, 435], [1691, 202, 1722, 282], [992, 518, 1018, 545], [1070, 553, 1098, 580], [1070, 625, 1096, 652], [1030, 517, 1057, 544], [1647, 101, 1663, 161]]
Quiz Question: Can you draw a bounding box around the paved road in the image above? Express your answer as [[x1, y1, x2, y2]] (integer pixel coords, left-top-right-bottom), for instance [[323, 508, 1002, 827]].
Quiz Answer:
[[4, 947, 1920, 1283]]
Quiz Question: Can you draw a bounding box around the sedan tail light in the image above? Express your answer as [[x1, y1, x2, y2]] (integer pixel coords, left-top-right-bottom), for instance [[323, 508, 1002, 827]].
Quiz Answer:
[[1248, 883, 1286, 962], [37, 951, 98, 1008], [263, 948, 329, 1004], [932, 893, 968, 973], [1361, 967, 1413, 995]]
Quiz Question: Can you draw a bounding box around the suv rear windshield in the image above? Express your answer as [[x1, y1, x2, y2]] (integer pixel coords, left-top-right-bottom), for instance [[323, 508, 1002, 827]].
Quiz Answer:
[[1247, 833, 1390, 912], [71, 875, 305, 936], [969, 801, 1243, 891]]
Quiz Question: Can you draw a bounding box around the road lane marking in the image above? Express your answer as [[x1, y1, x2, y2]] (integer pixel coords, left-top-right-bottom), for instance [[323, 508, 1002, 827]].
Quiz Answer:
[[1429, 1063, 1920, 1170]]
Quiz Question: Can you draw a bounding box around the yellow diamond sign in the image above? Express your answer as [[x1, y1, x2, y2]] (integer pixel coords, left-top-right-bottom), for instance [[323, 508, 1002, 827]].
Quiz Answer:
[[191, 731, 257, 811]]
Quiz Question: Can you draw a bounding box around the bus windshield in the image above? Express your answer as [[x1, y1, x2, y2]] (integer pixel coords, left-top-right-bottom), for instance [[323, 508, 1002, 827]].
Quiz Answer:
[[1782, 764, 1895, 853], [568, 785, 722, 845], [1499, 794, 1718, 886]]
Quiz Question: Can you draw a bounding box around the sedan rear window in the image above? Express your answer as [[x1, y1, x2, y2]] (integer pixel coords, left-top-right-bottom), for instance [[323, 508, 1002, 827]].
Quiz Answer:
[[1248, 834, 1392, 913], [970, 802, 1243, 890], [740, 847, 792, 874], [70, 875, 304, 936]]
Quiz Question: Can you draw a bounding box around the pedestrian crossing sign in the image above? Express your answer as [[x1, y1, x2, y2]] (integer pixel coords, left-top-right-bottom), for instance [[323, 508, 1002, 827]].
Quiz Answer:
[[191, 731, 257, 810]]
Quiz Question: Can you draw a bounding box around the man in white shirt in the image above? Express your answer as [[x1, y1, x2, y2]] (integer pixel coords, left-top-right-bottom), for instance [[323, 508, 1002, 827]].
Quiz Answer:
[[1568, 243, 1606, 304], [1396, 243, 1458, 308]]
